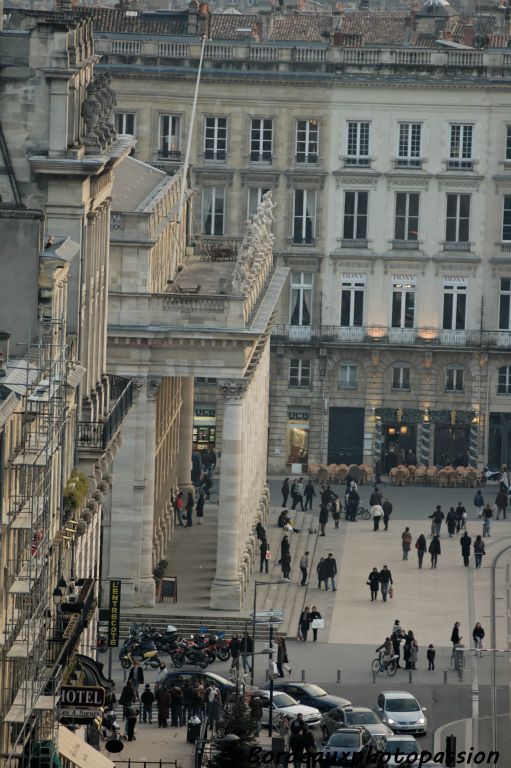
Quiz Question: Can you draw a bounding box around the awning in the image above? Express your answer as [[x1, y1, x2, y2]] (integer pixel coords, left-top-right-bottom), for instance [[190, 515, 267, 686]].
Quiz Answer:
[[58, 726, 115, 768]]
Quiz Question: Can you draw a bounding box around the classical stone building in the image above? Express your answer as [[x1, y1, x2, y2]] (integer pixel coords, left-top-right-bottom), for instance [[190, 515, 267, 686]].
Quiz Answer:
[[89, 2, 511, 472]]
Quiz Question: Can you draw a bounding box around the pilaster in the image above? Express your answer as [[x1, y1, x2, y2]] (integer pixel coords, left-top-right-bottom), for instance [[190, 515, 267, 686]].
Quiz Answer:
[[178, 376, 195, 496]]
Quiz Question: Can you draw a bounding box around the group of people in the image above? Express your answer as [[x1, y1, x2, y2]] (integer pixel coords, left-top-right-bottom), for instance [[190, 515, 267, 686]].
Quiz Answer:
[[173, 490, 205, 527], [451, 620, 486, 656], [367, 565, 393, 601], [297, 606, 323, 642], [378, 620, 420, 670]]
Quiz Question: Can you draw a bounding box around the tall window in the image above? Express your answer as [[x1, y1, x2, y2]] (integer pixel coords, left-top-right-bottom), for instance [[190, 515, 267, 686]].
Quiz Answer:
[[394, 193, 419, 241], [339, 363, 358, 389], [445, 194, 470, 243], [296, 120, 319, 164], [506, 126, 511, 161], [290, 272, 313, 326], [346, 122, 370, 166], [448, 124, 473, 169], [248, 187, 270, 219], [114, 113, 135, 135], [445, 367, 464, 392], [340, 280, 364, 327], [293, 190, 316, 244], [392, 365, 411, 391], [343, 191, 368, 240], [498, 366, 511, 394], [159, 115, 181, 157], [443, 284, 466, 330], [204, 117, 227, 161], [503, 197, 511, 241], [397, 123, 421, 167], [202, 187, 225, 235], [250, 118, 272, 163], [499, 278, 511, 330], [391, 282, 415, 328], [289, 359, 311, 387]]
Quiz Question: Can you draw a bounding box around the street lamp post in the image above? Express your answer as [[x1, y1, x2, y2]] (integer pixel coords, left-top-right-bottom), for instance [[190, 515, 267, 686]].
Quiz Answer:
[[250, 579, 289, 685]]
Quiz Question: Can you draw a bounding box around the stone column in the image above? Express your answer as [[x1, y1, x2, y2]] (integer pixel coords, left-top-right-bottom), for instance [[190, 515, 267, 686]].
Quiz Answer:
[[210, 380, 247, 610], [178, 376, 194, 495], [139, 377, 162, 606]]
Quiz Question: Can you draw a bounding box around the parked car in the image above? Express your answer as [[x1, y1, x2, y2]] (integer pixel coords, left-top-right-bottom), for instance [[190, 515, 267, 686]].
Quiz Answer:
[[163, 670, 235, 702], [375, 692, 427, 735], [261, 681, 351, 713], [252, 689, 321, 727], [322, 726, 382, 766], [378, 735, 437, 766], [321, 705, 393, 741]]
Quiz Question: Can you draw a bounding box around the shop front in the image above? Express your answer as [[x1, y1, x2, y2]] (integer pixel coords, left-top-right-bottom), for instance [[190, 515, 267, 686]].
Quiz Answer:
[[193, 405, 216, 451], [328, 407, 364, 465], [488, 412, 511, 468], [286, 409, 309, 471], [383, 423, 417, 471], [433, 424, 470, 466]]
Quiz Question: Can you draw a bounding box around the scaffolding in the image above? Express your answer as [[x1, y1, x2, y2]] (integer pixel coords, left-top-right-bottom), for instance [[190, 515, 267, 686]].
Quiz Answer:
[[1, 317, 68, 767]]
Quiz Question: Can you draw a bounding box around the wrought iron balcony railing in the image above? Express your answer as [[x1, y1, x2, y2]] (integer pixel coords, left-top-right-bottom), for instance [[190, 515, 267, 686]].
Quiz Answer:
[[78, 377, 133, 451]]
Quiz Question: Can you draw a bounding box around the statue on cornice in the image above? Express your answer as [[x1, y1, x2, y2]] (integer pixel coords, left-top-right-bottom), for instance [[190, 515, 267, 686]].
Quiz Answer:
[[81, 82, 101, 149]]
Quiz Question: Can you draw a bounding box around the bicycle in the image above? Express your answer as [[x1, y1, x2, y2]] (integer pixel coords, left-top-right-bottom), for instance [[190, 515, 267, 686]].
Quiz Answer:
[[371, 651, 398, 677], [206, 490, 219, 504], [344, 505, 370, 521]]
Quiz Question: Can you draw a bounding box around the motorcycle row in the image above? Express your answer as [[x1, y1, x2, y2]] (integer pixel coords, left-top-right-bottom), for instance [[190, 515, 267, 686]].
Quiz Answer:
[[117, 623, 232, 670]]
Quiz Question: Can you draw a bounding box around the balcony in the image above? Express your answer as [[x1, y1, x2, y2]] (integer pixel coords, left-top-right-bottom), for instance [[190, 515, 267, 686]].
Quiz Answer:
[[341, 238, 369, 249], [295, 153, 318, 165], [271, 324, 511, 348], [77, 377, 133, 452], [445, 159, 475, 171], [204, 150, 226, 162], [344, 157, 371, 168], [249, 151, 272, 165], [443, 241, 471, 251], [394, 158, 423, 169], [157, 149, 182, 162], [391, 239, 420, 250]]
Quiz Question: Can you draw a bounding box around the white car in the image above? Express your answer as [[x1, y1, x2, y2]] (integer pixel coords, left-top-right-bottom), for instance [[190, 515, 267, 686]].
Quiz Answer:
[[380, 735, 438, 766], [255, 690, 321, 726], [375, 691, 427, 735]]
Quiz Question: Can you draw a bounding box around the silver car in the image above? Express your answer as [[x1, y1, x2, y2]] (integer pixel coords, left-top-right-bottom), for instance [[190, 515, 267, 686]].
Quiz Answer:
[[375, 691, 427, 735], [321, 706, 393, 741]]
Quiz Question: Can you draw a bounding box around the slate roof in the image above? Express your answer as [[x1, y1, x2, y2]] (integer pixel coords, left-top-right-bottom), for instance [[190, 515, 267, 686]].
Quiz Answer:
[[76, 7, 189, 35], [335, 12, 410, 46], [268, 12, 333, 41], [111, 156, 168, 213], [209, 13, 261, 38]]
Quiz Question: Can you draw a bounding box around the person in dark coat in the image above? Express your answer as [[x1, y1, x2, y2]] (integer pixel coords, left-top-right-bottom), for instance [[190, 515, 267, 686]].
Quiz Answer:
[[455, 502, 467, 533], [382, 498, 393, 531], [369, 487, 382, 506], [298, 608, 311, 642], [324, 554, 338, 591], [255, 521, 266, 541], [473, 535, 485, 568], [155, 686, 171, 728], [316, 557, 327, 589], [427, 644, 436, 671], [240, 633, 253, 672], [309, 606, 322, 642], [276, 636, 289, 676], [250, 696, 263, 736], [125, 704, 139, 741], [282, 478, 290, 507], [415, 534, 427, 569], [473, 622, 485, 655], [185, 492, 194, 527], [289, 714, 309, 768], [332, 498, 342, 529], [281, 550, 291, 580], [429, 505, 444, 536], [429, 534, 441, 568], [347, 488, 360, 521], [196, 490, 205, 524], [170, 684, 184, 727], [260, 538, 270, 573], [230, 633, 241, 670], [304, 480, 316, 511], [496, 487, 508, 520], [127, 661, 144, 699], [446, 507, 456, 538], [119, 681, 136, 722], [450, 621, 462, 649], [281, 535, 291, 560], [379, 565, 393, 601], [319, 504, 329, 537], [140, 684, 155, 723], [460, 531, 472, 567], [367, 567, 380, 601]]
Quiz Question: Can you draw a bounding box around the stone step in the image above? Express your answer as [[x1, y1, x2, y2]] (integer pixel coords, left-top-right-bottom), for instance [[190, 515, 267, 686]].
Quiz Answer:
[[118, 613, 269, 641]]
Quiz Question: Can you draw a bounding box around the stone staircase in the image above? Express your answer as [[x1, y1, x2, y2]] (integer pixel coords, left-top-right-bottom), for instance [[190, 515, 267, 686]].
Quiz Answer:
[[118, 614, 270, 641]]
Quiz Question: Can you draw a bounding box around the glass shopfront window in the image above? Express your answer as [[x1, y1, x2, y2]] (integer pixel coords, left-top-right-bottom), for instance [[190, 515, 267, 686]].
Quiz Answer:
[[286, 410, 309, 467], [193, 406, 216, 451]]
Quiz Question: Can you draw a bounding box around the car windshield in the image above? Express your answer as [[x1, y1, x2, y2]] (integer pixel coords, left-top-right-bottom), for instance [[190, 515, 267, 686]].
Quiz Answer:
[[327, 733, 361, 748], [272, 693, 298, 708], [347, 711, 379, 725], [386, 698, 420, 712], [301, 684, 327, 697], [385, 739, 420, 754]]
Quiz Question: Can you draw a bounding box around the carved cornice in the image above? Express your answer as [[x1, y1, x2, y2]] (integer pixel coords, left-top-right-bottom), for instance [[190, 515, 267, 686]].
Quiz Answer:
[[218, 379, 249, 401], [240, 170, 281, 187], [386, 177, 430, 191], [193, 168, 235, 185], [334, 174, 379, 189], [437, 176, 483, 192], [147, 377, 163, 400]]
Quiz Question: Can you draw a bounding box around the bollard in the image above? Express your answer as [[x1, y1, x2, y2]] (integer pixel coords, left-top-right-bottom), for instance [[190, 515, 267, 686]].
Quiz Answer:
[[372, 670, 376, 683], [301, 669, 306, 682], [444, 670, 448, 683], [337, 669, 341, 684], [408, 670, 413, 684]]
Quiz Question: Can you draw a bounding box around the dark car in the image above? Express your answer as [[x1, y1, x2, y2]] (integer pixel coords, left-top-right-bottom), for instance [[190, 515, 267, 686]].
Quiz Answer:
[[321, 706, 393, 741], [261, 682, 351, 713], [322, 726, 382, 766], [163, 670, 235, 702]]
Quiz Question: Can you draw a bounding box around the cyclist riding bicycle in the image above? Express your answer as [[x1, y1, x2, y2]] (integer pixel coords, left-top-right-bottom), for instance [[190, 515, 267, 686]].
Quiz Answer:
[[376, 637, 393, 663]]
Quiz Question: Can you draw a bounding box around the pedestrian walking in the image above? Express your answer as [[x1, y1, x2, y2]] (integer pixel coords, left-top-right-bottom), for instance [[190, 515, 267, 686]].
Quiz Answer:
[[249, 696, 263, 736], [281, 534, 291, 560], [282, 478, 290, 507], [170, 684, 184, 727], [276, 636, 290, 676], [319, 504, 329, 537], [429, 505, 444, 536], [391, 624, 404, 668], [289, 714, 308, 768], [382, 498, 393, 531], [309, 606, 322, 641], [482, 503, 493, 537], [379, 565, 393, 602], [473, 534, 485, 568], [428, 534, 441, 568], [260, 538, 270, 573], [415, 534, 427, 569], [324, 553, 337, 591], [281, 550, 291, 580], [299, 551, 309, 586], [474, 490, 484, 518], [119, 681, 136, 725], [496, 486, 508, 520], [372, 503, 383, 531], [332, 497, 342, 529], [240, 633, 253, 672], [125, 704, 139, 741], [140, 684, 154, 724], [460, 531, 472, 567], [455, 501, 467, 533], [298, 607, 311, 642], [367, 567, 380, 601], [347, 487, 360, 521], [185, 492, 194, 527], [207, 692, 222, 733], [230, 633, 240, 670], [128, 661, 144, 699], [407, 631, 418, 670], [196, 490, 205, 524], [174, 491, 184, 527], [450, 622, 462, 650], [473, 622, 485, 655], [291, 478, 305, 511], [304, 480, 316, 511], [317, 557, 326, 589], [304, 728, 317, 768], [427, 644, 436, 671], [369, 486, 382, 506], [255, 521, 266, 541], [155, 685, 171, 728], [401, 527, 412, 560], [446, 507, 456, 538]]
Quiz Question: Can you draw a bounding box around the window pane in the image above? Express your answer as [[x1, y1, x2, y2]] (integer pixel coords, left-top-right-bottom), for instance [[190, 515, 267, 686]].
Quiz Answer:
[[341, 290, 351, 326], [353, 290, 364, 326], [443, 293, 453, 329], [358, 192, 368, 215], [404, 292, 415, 327], [503, 198, 511, 240], [499, 294, 510, 330], [456, 293, 466, 330], [391, 292, 402, 327], [459, 195, 471, 219]]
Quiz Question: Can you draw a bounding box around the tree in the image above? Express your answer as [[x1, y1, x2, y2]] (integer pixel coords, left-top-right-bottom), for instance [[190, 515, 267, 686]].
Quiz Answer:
[[207, 698, 258, 768]]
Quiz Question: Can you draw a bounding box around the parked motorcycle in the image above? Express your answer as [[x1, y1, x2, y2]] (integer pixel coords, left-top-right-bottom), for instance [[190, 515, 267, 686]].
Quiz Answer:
[[119, 640, 160, 670], [171, 641, 211, 669]]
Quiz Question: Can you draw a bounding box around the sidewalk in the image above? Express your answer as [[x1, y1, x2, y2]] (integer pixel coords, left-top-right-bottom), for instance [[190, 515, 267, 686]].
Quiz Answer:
[[100, 719, 195, 768]]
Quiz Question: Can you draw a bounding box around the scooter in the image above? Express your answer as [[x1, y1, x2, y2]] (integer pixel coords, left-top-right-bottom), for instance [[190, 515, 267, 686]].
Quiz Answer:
[[119, 640, 160, 670]]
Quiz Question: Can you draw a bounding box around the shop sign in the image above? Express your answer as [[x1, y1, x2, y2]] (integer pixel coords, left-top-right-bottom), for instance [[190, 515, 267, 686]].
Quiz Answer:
[[60, 686, 105, 708], [195, 407, 216, 418], [288, 411, 309, 421], [107, 580, 121, 648]]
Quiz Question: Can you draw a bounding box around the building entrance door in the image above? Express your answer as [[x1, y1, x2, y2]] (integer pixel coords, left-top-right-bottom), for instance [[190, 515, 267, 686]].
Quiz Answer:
[[327, 407, 364, 465]]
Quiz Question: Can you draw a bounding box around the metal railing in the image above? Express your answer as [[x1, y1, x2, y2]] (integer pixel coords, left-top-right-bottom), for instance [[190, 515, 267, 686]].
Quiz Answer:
[[271, 324, 511, 348], [113, 762, 181, 767], [77, 378, 133, 451]]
